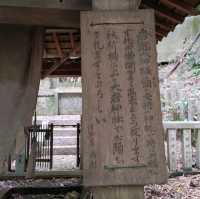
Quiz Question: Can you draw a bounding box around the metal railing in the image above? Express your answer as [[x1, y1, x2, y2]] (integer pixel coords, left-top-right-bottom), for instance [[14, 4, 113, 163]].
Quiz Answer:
[[24, 123, 81, 171], [25, 123, 54, 170]]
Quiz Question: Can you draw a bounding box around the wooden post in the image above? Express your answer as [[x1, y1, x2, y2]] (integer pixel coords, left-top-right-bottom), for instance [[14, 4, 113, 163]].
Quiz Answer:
[[182, 129, 192, 171], [81, 0, 167, 198], [15, 152, 26, 175], [26, 137, 37, 179], [196, 129, 200, 168], [182, 100, 192, 171], [167, 129, 177, 172], [54, 93, 59, 115]]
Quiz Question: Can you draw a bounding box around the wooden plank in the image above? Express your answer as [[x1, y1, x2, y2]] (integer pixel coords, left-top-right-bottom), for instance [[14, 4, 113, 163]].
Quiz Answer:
[[163, 121, 200, 129], [81, 9, 167, 186], [42, 56, 70, 79], [167, 129, 177, 172], [0, 0, 91, 10], [0, 6, 80, 28], [15, 153, 25, 176], [26, 137, 37, 179], [156, 25, 168, 37], [52, 33, 64, 59], [182, 129, 192, 171], [160, 0, 195, 14], [142, 0, 183, 24], [196, 130, 200, 168]]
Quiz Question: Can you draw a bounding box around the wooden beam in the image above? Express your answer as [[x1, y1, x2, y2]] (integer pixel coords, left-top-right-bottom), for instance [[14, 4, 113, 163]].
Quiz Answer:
[[0, 6, 80, 28], [163, 121, 200, 129], [0, 0, 91, 10], [160, 0, 195, 15], [43, 70, 81, 77], [156, 34, 163, 41], [45, 42, 80, 49], [156, 16, 175, 32], [42, 56, 70, 78], [156, 25, 168, 37], [42, 61, 80, 70], [52, 32, 64, 59], [156, 31, 164, 38], [142, 0, 183, 24]]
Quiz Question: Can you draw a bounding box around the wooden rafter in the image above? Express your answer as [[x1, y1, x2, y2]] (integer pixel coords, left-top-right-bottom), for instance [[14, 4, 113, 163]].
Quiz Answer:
[[160, 0, 195, 14], [42, 62, 81, 77], [156, 33, 163, 41], [69, 32, 75, 52], [156, 25, 168, 37], [142, 0, 183, 24], [52, 32, 63, 59], [156, 21, 172, 32], [156, 31, 165, 38], [156, 16, 174, 32], [0, 7, 80, 28], [42, 55, 70, 79]]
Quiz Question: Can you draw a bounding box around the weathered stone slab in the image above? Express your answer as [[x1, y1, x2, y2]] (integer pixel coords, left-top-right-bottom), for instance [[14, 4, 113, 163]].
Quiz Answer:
[[81, 10, 167, 186], [0, 26, 44, 173]]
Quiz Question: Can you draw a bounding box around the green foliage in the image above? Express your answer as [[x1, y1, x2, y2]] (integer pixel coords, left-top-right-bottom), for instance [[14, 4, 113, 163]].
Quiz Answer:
[[196, 4, 200, 13], [186, 52, 200, 75], [192, 17, 200, 35]]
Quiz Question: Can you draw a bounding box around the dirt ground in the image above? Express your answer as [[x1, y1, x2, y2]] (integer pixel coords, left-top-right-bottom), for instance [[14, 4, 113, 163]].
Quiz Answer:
[[145, 175, 200, 199], [1, 175, 200, 198]]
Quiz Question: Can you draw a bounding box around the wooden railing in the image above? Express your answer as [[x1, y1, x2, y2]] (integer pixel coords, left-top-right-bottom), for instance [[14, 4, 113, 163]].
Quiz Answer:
[[163, 121, 200, 173]]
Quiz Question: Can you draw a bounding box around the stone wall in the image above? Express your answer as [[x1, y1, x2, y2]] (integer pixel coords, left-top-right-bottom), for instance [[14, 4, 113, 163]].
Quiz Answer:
[[36, 77, 82, 116]]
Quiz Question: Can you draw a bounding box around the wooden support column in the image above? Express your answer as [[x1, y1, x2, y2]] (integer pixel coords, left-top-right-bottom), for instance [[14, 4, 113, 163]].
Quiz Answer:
[[182, 129, 192, 171], [196, 129, 200, 168], [167, 129, 177, 172], [15, 153, 26, 176], [81, 0, 167, 198]]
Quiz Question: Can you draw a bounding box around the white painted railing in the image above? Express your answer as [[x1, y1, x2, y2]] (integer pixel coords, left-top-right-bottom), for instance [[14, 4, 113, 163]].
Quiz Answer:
[[163, 121, 200, 173]]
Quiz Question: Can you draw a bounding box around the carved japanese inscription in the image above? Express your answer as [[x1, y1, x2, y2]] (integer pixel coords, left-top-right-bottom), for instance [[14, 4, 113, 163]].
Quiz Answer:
[[81, 10, 167, 186]]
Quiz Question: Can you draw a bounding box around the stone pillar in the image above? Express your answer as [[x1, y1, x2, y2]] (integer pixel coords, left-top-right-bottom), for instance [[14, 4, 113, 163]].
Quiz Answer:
[[81, 0, 167, 198], [92, 3, 143, 198], [0, 25, 44, 174]]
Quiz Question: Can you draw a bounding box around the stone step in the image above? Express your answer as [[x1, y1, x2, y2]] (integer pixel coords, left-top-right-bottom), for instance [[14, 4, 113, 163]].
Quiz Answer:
[[36, 115, 80, 126], [53, 136, 77, 146], [53, 146, 77, 155], [53, 128, 77, 137], [42, 146, 77, 156], [37, 120, 80, 126]]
